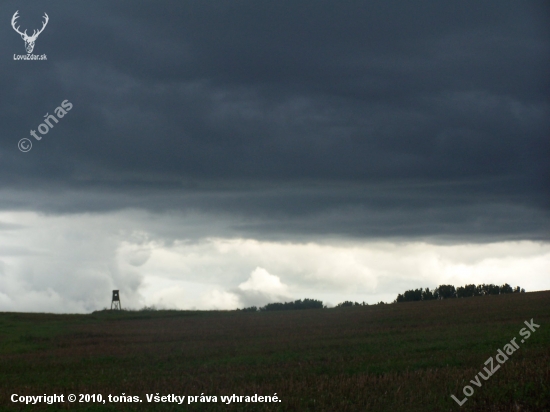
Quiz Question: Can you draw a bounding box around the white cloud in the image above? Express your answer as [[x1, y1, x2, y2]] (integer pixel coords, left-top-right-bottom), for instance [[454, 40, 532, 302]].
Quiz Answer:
[[232, 267, 293, 308], [238, 266, 291, 296]]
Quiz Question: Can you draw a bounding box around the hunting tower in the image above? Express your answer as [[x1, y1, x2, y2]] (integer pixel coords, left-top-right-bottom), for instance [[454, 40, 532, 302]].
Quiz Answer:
[[111, 290, 121, 310]]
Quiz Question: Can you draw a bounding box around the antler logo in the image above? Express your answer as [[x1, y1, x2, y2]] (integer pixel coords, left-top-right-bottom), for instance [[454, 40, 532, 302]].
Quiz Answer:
[[11, 10, 49, 54]]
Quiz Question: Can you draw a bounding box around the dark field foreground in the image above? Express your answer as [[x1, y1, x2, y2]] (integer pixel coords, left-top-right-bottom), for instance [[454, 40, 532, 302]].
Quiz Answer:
[[1, 292, 549, 412]]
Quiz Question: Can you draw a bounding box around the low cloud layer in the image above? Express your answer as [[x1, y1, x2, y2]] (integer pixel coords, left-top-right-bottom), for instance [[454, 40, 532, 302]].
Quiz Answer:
[[1, 211, 548, 313]]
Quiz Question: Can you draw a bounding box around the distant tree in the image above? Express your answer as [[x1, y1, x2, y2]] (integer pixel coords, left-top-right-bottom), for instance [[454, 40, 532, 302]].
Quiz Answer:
[[260, 302, 283, 311], [500, 283, 514, 294], [337, 301, 355, 307], [396, 288, 423, 302], [336, 301, 368, 307], [395, 287, 433, 302], [470, 284, 482, 296], [239, 306, 258, 312], [260, 299, 323, 311], [421, 287, 435, 300], [476, 284, 500, 295], [492, 284, 501, 295], [298, 298, 324, 309], [404, 288, 423, 301], [457, 284, 479, 298], [434, 285, 456, 299]]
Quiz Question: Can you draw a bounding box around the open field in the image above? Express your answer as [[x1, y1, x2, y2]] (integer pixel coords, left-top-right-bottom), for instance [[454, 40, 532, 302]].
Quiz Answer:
[[0, 291, 549, 411]]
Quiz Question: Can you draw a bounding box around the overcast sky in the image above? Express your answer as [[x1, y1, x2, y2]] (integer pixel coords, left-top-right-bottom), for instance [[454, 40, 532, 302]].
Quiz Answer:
[[1, 1, 549, 312]]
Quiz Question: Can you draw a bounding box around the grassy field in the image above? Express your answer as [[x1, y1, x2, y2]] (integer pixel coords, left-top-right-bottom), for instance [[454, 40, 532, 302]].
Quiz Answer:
[[0, 291, 549, 411]]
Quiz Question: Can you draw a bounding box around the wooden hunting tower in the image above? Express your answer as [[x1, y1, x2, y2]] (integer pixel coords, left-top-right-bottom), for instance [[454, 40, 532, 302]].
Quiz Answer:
[[111, 290, 121, 310]]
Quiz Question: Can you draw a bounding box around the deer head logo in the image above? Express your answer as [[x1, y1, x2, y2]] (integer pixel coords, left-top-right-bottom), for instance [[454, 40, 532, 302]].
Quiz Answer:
[[11, 11, 49, 54]]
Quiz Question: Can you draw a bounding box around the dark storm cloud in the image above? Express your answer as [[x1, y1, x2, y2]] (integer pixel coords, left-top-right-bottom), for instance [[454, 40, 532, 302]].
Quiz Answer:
[[0, 0, 548, 240]]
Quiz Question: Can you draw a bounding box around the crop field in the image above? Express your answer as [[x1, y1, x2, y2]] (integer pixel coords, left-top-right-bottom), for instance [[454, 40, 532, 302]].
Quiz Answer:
[[0, 291, 549, 412]]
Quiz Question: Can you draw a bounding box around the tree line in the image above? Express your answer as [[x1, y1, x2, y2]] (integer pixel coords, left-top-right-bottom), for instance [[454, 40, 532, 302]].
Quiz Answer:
[[395, 283, 525, 303], [238, 298, 324, 312], [335, 301, 386, 307], [237, 283, 525, 311]]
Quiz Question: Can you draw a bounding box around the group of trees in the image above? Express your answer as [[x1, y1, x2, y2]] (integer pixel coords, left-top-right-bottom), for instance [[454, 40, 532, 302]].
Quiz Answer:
[[238, 298, 324, 312], [395, 283, 525, 303], [336, 301, 385, 307], [238, 283, 525, 311], [240, 298, 389, 312]]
